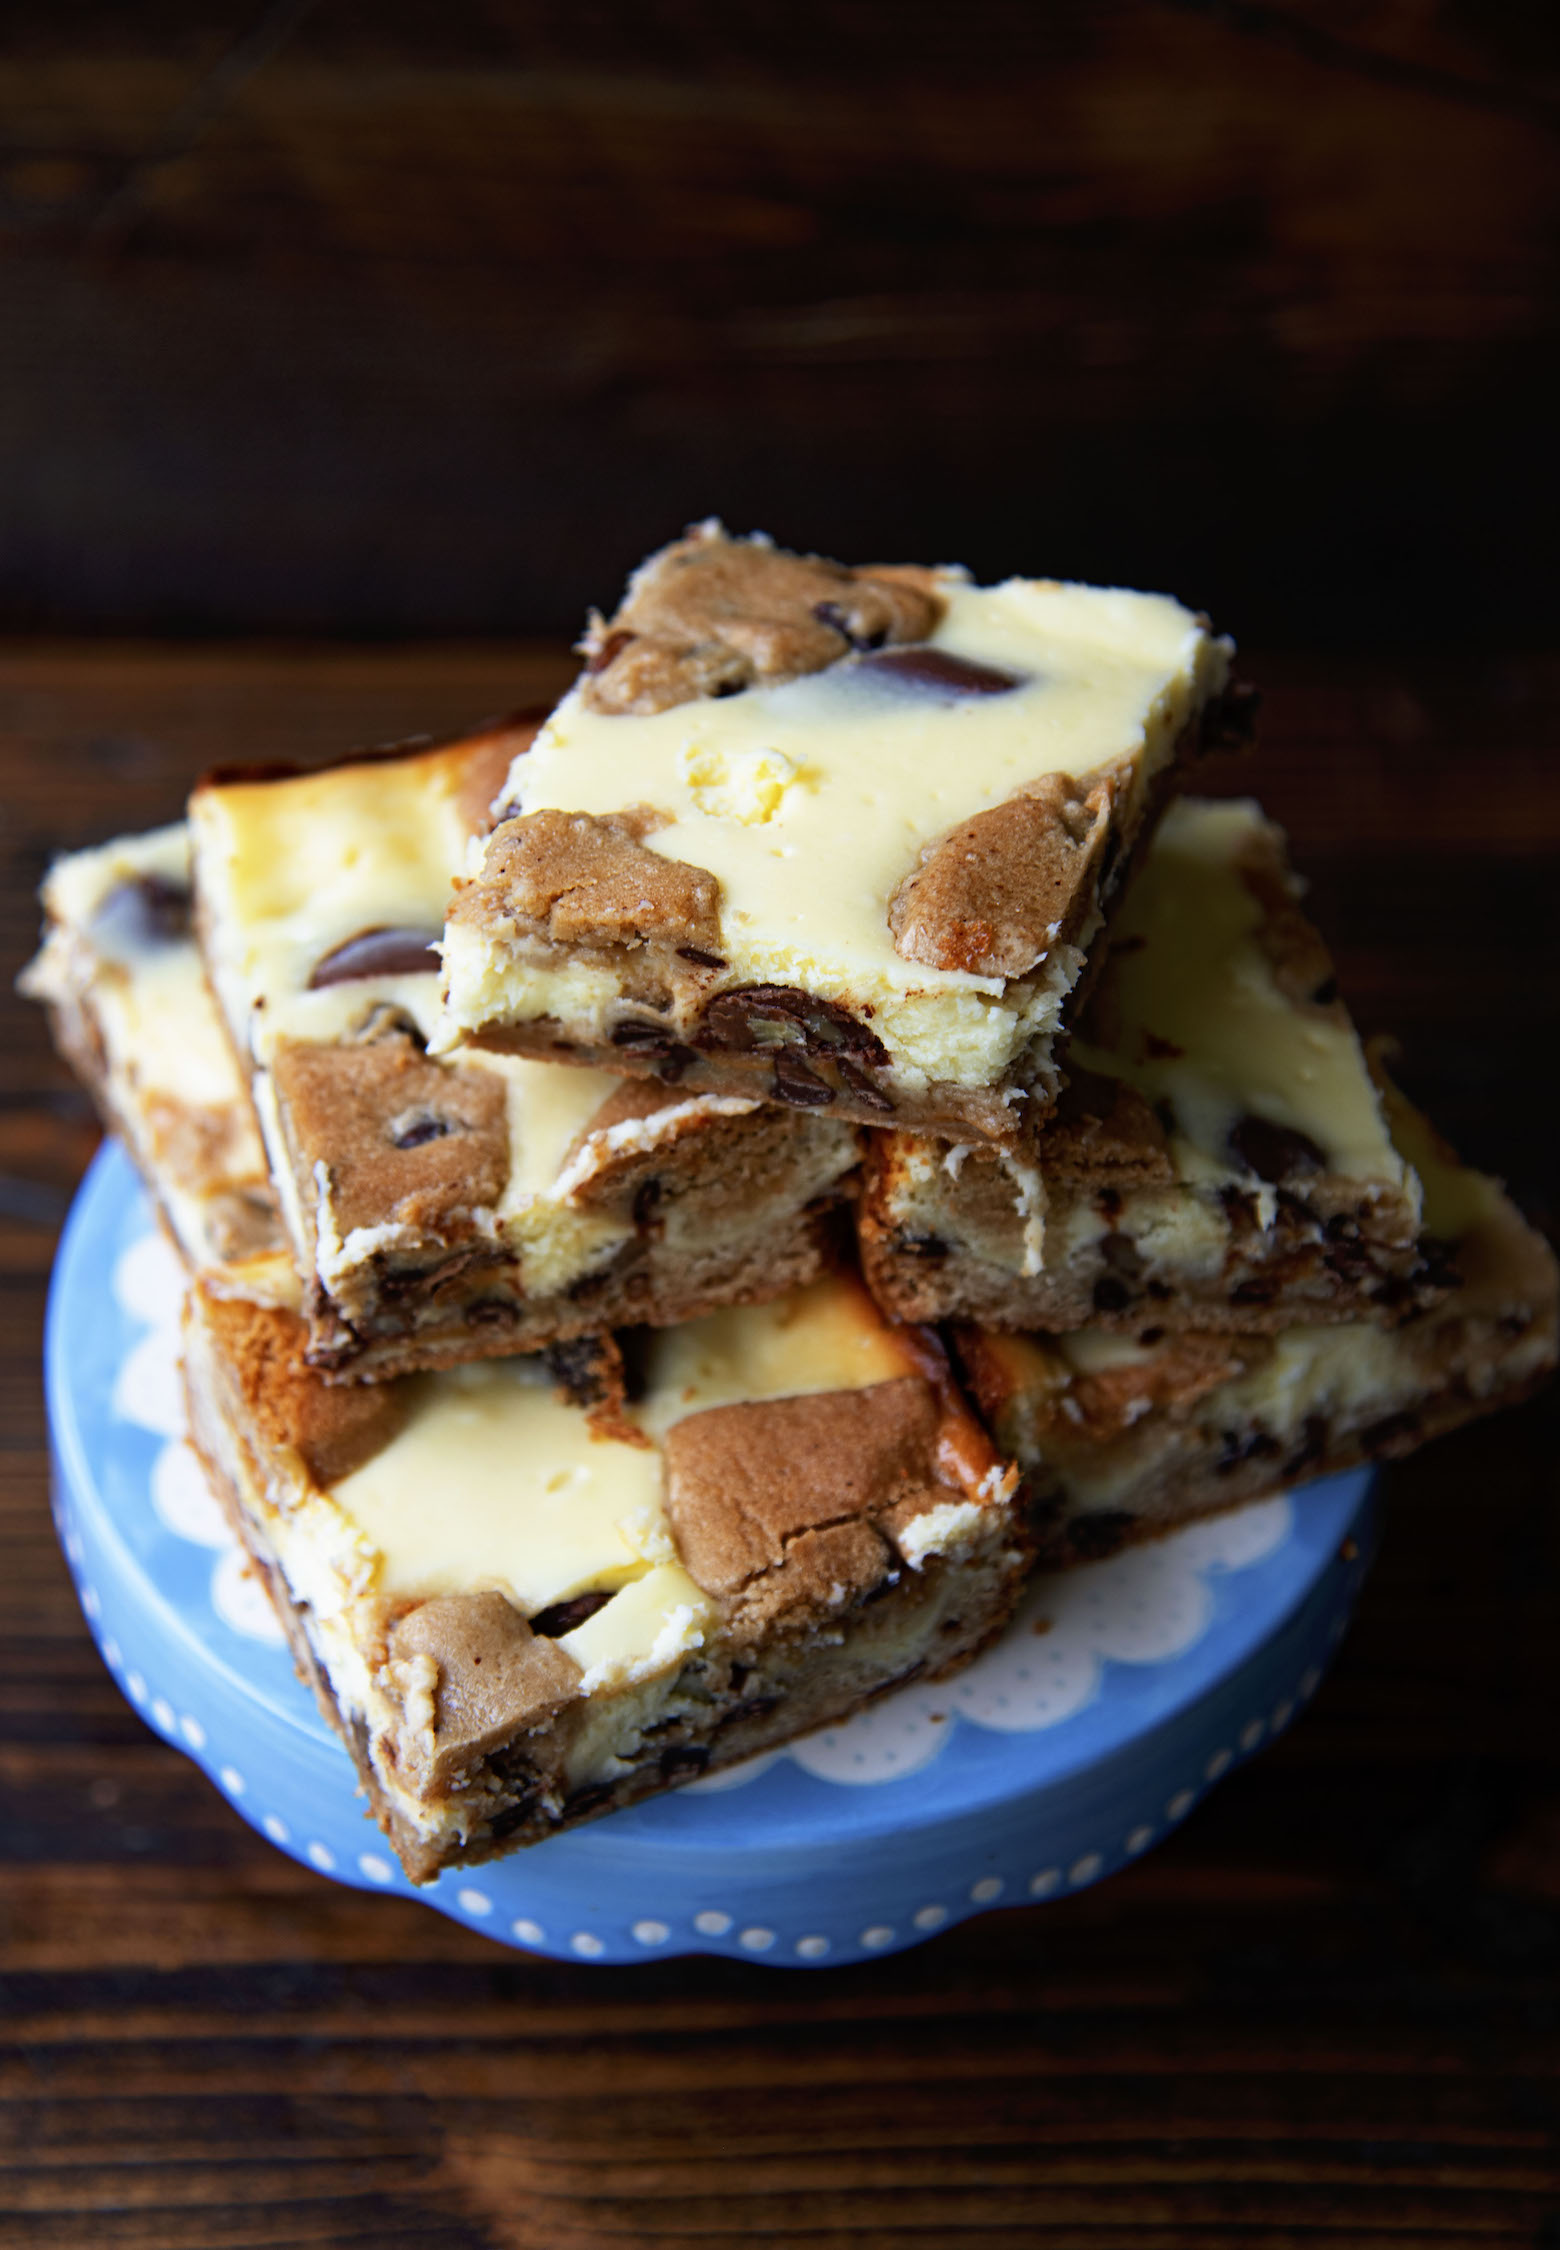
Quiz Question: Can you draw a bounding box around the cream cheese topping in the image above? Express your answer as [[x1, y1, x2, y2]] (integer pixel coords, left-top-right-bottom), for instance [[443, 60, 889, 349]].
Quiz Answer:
[[1071, 798, 1413, 1199], [314, 1277, 946, 1689], [190, 751, 472, 1067], [445, 577, 1228, 1087], [40, 826, 244, 1115]]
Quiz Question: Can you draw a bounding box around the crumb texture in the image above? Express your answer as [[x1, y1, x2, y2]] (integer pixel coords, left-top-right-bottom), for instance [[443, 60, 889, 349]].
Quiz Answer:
[[274, 1033, 510, 1240], [888, 766, 1120, 978], [664, 1375, 957, 1633]]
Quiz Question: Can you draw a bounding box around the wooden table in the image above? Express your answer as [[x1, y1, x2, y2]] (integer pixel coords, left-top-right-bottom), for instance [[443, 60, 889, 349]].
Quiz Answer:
[[2, 646, 1556, 2248]]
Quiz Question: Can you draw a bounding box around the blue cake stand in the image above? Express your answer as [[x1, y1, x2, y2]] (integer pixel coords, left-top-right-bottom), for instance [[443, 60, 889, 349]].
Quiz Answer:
[[47, 1145, 1374, 1968]]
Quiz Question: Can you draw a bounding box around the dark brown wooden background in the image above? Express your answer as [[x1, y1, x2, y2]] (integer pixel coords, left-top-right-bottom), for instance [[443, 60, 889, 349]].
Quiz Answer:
[[3, 6, 1560, 2245], [2, 1, 1559, 644]]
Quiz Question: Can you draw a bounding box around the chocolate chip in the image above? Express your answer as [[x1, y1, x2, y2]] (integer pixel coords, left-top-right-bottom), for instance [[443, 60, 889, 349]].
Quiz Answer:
[[1231, 1278, 1279, 1305], [1096, 1187, 1123, 1220], [544, 1334, 619, 1409], [1215, 1427, 1281, 1474], [529, 1589, 614, 1639], [389, 1113, 451, 1150], [1091, 1275, 1131, 1314], [1099, 1234, 1145, 1280], [609, 1018, 694, 1079], [696, 984, 890, 1067], [90, 873, 192, 954], [772, 1050, 834, 1106], [562, 1780, 618, 1819], [836, 1055, 894, 1112], [813, 599, 887, 651], [586, 628, 637, 675], [1228, 1115, 1327, 1183], [676, 945, 727, 969], [1310, 975, 1340, 1006], [855, 647, 1022, 697], [654, 1044, 697, 1083], [309, 925, 441, 988], [632, 1177, 662, 1229], [658, 1745, 711, 1781]]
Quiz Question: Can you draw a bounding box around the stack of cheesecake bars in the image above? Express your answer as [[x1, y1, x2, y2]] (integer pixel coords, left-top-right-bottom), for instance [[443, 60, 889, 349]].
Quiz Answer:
[[24, 526, 1557, 1885]]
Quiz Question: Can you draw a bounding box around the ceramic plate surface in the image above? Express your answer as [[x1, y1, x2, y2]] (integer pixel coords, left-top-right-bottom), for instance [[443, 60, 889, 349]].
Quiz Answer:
[[48, 1145, 1374, 1965]]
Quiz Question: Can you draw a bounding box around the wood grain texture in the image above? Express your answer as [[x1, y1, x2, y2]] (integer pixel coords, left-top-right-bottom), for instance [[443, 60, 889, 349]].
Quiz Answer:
[[1, 643, 1558, 2246], [2, 2, 1558, 643]]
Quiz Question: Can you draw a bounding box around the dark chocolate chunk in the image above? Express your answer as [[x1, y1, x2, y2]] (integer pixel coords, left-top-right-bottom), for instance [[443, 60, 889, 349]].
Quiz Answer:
[[1230, 1278, 1279, 1305], [676, 945, 727, 969], [529, 1589, 615, 1639], [653, 1044, 697, 1083], [632, 1177, 662, 1229], [610, 1018, 675, 1051], [544, 1333, 621, 1409], [389, 1113, 451, 1151], [658, 1744, 711, 1781], [1099, 1234, 1145, 1280], [1091, 1275, 1131, 1314], [586, 628, 637, 675], [813, 599, 888, 652], [696, 983, 889, 1066], [90, 873, 192, 955], [561, 1780, 619, 1819], [309, 926, 441, 988], [1214, 1426, 1282, 1474], [1228, 1114, 1327, 1183], [771, 1050, 835, 1106], [855, 647, 1023, 698], [1310, 976, 1340, 1007], [836, 1054, 894, 1112]]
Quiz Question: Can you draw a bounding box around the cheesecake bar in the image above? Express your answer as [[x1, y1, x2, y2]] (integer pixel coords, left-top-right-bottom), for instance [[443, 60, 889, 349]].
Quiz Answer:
[[957, 1089, 1557, 1568], [859, 798, 1444, 1333], [438, 523, 1248, 1144], [188, 727, 862, 1379], [181, 1273, 1027, 1883], [20, 825, 292, 1301]]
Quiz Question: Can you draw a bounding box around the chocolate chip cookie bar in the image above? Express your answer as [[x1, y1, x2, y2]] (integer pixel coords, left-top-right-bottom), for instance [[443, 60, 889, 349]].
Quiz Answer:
[[859, 797, 1444, 1333], [21, 824, 292, 1301], [438, 523, 1248, 1144], [188, 727, 862, 1380], [181, 1273, 1027, 1882], [957, 1088, 1557, 1568]]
